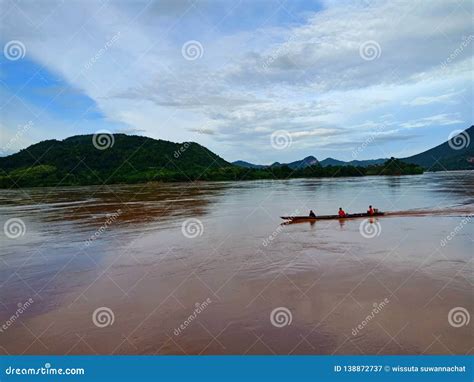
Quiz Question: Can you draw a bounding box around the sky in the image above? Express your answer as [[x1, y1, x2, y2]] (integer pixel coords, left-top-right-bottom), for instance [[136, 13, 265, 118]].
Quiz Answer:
[[0, 0, 472, 164]]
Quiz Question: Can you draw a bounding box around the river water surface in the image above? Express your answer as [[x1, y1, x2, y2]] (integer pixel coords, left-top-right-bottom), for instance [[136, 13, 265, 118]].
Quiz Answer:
[[0, 171, 473, 354]]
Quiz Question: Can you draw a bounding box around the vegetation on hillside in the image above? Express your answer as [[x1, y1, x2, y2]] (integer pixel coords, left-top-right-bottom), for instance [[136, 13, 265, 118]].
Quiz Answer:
[[0, 132, 424, 189]]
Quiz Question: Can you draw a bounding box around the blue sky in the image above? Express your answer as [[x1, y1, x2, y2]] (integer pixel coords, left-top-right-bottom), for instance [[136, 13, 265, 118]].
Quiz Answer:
[[0, 0, 472, 163]]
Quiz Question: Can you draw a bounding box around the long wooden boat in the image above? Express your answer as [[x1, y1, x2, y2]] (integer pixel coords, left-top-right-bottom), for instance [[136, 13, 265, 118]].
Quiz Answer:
[[281, 212, 384, 222]]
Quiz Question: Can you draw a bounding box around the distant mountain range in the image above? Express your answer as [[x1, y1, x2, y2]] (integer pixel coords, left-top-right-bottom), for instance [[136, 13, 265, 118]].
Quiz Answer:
[[232, 160, 265, 169], [232, 156, 320, 169], [0, 126, 472, 188], [269, 155, 320, 169], [320, 158, 387, 167], [233, 126, 473, 171], [233, 156, 387, 169]]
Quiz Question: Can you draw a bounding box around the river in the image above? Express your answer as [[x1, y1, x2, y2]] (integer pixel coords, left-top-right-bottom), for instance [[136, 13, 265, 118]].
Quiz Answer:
[[0, 171, 472, 354]]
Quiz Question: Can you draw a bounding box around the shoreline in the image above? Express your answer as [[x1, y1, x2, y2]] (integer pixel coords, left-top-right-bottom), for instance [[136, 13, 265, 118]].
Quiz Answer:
[[2, 169, 473, 191]]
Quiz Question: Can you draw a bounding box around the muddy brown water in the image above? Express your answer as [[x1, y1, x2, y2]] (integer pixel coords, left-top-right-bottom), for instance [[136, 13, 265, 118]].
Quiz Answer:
[[0, 171, 472, 354]]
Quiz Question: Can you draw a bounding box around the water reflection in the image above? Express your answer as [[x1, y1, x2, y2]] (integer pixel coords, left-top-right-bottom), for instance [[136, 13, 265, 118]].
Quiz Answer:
[[0, 182, 232, 230], [0, 171, 473, 355]]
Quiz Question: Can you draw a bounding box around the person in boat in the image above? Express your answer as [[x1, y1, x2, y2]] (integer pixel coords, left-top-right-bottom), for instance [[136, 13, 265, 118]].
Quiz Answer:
[[367, 205, 374, 215], [309, 210, 316, 218], [338, 207, 346, 218]]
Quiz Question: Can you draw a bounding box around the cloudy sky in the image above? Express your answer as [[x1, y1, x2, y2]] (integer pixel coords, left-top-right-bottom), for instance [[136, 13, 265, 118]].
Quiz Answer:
[[0, 0, 472, 163]]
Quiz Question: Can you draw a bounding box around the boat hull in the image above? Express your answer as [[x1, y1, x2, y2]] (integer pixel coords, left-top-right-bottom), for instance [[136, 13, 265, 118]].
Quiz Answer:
[[281, 212, 384, 221]]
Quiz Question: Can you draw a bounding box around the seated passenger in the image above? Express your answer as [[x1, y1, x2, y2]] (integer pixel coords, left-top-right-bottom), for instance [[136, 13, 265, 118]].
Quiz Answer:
[[309, 210, 316, 218], [338, 207, 346, 218], [367, 205, 374, 215]]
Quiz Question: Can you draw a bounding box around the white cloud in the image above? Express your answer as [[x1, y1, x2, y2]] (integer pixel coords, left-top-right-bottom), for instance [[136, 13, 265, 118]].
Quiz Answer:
[[0, 0, 472, 161], [399, 113, 464, 129], [404, 90, 464, 106]]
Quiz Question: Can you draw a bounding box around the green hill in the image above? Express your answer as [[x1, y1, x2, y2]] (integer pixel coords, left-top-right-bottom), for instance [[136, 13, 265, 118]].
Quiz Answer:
[[0, 134, 426, 188], [401, 126, 473, 170], [0, 134, 230, 187]]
